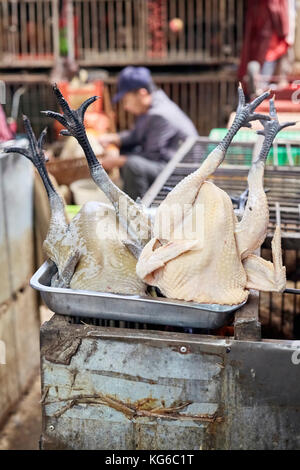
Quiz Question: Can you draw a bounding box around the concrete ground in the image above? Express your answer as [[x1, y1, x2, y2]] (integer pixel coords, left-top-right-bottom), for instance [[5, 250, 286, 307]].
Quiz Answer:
[[0, 373, 42, 450], [0, 306, 53, 450]]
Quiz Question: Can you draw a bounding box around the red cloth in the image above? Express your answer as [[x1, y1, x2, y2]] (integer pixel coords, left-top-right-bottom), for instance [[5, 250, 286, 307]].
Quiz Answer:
[[265, 33, 288, 61], [238, 0, 289, 84], [0, 105, 13, 142]]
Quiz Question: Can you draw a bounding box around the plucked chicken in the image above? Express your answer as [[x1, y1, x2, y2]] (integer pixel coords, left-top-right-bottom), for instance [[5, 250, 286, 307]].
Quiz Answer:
[[42, 85, 153, 259], [5, 116, 146, 295], [136, 87, 294, 304]]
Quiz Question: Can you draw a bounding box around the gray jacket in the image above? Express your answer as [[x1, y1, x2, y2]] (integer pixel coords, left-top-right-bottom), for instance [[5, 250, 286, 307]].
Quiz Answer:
[[119, 89, 198, 163]]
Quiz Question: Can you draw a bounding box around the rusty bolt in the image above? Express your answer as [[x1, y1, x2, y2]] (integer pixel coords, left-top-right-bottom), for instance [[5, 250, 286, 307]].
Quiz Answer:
[[180, 346, 187, 354], [49, 425, 55, 432]]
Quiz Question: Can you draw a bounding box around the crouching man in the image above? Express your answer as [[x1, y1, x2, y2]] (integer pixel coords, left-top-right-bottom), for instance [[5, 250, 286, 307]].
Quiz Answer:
[[99, 66, 198, 200]]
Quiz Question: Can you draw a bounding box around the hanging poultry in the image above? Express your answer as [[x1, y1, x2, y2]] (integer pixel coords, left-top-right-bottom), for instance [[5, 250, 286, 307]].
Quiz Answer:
[[135, 88, 294, 305], [42, 85, 153, 259], [4, 116, 146, 295]]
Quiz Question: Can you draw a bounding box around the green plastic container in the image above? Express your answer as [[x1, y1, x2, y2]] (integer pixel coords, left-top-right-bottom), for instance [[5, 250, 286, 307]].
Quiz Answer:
[[209, 128, 300, 166], [66, 205, 81, 220]]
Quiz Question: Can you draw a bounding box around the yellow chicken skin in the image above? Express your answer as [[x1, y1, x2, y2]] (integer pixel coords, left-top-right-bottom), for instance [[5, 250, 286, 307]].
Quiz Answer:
[[7, 117, 145, 296], [137, 90, 292, 305], [137, 181, 248, 304]]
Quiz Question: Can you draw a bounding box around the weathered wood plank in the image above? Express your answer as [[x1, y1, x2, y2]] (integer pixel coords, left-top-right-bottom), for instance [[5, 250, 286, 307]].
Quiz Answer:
[[1, 152, 34, 293], [0, 301, 20, 427], [234, 290, 261, 341], [0, 157, 11, 304]]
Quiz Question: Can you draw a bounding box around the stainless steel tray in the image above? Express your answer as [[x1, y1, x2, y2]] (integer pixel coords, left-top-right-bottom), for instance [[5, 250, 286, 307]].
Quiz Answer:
[[30, 261, 247, 329]]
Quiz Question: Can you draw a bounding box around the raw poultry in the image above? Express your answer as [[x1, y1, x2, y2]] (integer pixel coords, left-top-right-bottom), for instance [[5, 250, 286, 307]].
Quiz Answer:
[[6, 86, 291, 306], [135, 87, 293, 305], [42, 85, 153, 259], [5, 116, 146, 295]]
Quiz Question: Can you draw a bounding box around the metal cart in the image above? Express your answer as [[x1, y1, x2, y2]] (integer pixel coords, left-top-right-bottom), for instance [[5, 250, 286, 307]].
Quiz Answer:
[[36, 137, 300, 450]]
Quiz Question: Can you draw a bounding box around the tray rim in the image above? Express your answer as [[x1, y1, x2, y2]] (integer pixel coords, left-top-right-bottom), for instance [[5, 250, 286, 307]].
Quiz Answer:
[[30, 260, 247, 314]]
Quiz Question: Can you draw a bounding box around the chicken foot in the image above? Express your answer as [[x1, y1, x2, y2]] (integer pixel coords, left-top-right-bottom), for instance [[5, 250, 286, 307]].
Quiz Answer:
[[42, 85, 152, 257], [235, 97, 296, 259]]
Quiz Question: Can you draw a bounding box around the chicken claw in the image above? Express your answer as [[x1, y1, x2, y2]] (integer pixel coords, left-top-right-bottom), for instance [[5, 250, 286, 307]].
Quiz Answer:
[[256, 97, 296, 161], [43, 84, 153, 255], [42, 84, 99, 138], [235, 84, 271, 129], [4, 116, 47, 167], [220, 85, 271, 150]]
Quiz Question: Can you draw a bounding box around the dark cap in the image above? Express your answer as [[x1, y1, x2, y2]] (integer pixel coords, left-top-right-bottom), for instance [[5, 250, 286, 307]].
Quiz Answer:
[[112, 66, 154, 104]]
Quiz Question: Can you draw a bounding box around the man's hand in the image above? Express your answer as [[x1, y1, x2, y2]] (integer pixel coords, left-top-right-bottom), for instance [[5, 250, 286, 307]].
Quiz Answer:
[[98, 133, 121, 148], [101, 153, 127, 172]]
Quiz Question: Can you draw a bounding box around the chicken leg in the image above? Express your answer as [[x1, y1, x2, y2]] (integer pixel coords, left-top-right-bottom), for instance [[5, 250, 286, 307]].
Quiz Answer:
[[235, 97, 295, 259], [136, 86, 272, 305], [42, 85, 152, 257], [5, 117, 145, 295], [152, 85, 270, 236]]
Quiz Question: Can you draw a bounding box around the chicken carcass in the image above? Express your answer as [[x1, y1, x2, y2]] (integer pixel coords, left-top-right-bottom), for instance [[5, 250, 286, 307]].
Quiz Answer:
[[42, 85, 153, 259], [136, 87, 293, 305], [5, 117, 146, 295]]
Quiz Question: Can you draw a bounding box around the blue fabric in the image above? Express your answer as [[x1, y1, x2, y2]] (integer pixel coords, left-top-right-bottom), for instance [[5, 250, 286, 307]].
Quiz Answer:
[[119, 89, 198, 163]]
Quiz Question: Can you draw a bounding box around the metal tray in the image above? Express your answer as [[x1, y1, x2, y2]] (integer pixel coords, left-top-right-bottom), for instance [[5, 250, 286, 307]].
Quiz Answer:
[[30, 261, 247, 329]]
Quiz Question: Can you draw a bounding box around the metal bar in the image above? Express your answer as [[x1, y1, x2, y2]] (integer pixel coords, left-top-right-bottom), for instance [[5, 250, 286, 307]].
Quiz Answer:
[[286, 143, 295, 166], [44, 0, 51, 55], [187, 0, 194, 54], [219, 0, 225, 60], [66, 0, 75, 64], [52, 0, 59, 61], [169, 0, 176, 56], [1, 1, 9, 59], [108, 0, 116, 55], [178, 0, 185, 56], [83, 0, 91, 56], [196, 0, 203, 59], [37, 0, 44, 55], [20, 0, 28, 56], [75, 0, 83, 59], [11, 0, 18, 57], [205, 0, 211, 59], [236, 0, 244, 56], [91, 0, 98, 54], [284, 288, 300, 295], [28, 1, 36, 56], [142, 137, 198, 207], [273, 142, 279, 167], [99, 0, 106, 53], [125, 0, 133, 56], [227, 0, 234, 60]]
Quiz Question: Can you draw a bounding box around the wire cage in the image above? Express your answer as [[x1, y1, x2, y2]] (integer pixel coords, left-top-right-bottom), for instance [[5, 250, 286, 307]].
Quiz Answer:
[[0, 0, 245, 68], [0, 0, 59, 68], [3, 78, 58, 140], [74, 0, 245, 66], [2, 72, 238, 138]]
